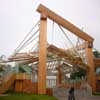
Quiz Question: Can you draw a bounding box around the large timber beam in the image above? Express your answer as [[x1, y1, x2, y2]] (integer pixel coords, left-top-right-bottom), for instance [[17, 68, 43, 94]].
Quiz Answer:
[[85, 42, 96, 92], [37, 4, 94, 43], [38, 14, 47, 94]]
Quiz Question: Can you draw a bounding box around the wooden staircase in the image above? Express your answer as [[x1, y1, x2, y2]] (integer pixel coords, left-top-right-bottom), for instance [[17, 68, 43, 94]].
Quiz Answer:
[[23, 80, 38, 94], [0, 74, 15, 94]]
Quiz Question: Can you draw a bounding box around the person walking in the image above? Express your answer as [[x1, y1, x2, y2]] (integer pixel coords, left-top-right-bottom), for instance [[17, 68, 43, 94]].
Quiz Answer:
[[68, 86, 75, 100]]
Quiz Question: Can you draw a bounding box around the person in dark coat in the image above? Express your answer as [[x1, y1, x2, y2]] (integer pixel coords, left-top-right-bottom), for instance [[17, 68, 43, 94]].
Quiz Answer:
[[68, 86, 75, 100]]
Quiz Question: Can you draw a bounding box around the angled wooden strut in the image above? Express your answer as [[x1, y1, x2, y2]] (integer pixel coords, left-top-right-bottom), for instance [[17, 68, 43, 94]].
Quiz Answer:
[[37, 4, 94, 43]]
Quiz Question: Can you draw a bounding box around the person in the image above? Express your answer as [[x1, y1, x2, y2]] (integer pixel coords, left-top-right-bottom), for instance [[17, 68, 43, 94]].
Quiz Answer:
[[68, 86, 75, 100]]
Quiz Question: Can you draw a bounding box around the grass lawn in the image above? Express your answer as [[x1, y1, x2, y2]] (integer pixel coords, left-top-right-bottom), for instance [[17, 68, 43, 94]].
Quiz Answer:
[[93, 92, 100, 96], [0, 94, 58, 100]]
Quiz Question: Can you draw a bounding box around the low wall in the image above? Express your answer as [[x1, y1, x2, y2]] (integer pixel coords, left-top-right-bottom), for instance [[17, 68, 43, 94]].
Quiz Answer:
[[16, 73, 31, 80]]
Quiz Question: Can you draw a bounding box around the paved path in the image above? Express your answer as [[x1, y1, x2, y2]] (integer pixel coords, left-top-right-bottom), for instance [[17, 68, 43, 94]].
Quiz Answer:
[[53, 87, 100, 100], [55, 95, 100, 100], [79, 96, 100, 100]]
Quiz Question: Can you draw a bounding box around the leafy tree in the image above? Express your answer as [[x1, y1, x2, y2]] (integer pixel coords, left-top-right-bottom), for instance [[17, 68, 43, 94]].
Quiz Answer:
[[0, 67, 4, 72], [0, 64, 5, 72], [93, 50, 100, 58], [70, 68, 86, 80], [17, 63, 32, 73]]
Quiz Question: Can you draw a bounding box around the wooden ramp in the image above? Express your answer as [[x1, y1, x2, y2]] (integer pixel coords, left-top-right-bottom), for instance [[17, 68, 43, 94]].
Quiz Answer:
[[0, 74, 16, 94]]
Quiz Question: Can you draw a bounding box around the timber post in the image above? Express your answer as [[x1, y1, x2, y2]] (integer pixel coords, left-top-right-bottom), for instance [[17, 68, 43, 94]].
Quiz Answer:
[[57, 65, 62, 86], [85, 41, 96, 92], [38, 14, 47, 94]]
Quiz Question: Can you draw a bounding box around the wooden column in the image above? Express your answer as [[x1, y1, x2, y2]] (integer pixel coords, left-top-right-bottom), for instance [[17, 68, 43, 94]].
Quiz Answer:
[[38, 14, 47, 94], [57, 66, 62, 86], [85, 42, 96, 92]]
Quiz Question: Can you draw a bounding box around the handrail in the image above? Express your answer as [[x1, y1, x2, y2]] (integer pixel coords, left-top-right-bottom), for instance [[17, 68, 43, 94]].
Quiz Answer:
[[16, 73, 31, 80]]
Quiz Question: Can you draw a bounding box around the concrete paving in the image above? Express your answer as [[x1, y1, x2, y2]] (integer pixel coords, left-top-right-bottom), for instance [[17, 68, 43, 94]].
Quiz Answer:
[[55, 96, 100, 100], [77, 96, 100, 100], [53, 88, 100, 100]]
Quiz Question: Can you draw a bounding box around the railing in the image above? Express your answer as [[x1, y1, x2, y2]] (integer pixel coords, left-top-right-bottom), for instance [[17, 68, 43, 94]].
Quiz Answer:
[[16, 73, 31, 80]]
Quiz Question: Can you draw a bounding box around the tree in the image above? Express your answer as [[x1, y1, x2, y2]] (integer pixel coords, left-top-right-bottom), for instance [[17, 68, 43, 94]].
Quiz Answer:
[[70, 67, 86, 80], [0, 64, 5, 72], [93, 50, 100, 58]]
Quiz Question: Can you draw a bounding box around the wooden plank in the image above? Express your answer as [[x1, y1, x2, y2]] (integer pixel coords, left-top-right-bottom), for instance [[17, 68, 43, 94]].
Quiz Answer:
[[38, 15, 47, 94], [37, 4, 94, 42]]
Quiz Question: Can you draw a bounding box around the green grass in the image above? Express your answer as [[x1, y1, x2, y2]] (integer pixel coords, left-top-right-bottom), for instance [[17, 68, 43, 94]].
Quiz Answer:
[[0, 94, 58, 100], [93, 92, 100, 96]]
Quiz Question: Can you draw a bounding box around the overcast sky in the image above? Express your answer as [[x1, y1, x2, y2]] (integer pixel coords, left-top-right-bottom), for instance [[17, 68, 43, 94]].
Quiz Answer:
[[0, 0, 100, 57]]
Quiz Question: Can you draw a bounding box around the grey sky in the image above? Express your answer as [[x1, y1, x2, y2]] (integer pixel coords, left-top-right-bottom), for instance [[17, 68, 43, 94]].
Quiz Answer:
[[0, 0, 100, 57]]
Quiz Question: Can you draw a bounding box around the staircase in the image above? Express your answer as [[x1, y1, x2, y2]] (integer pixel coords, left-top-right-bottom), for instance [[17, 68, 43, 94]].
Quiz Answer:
[[23, 80, 38, 94], [0, 73, 15, 94]]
